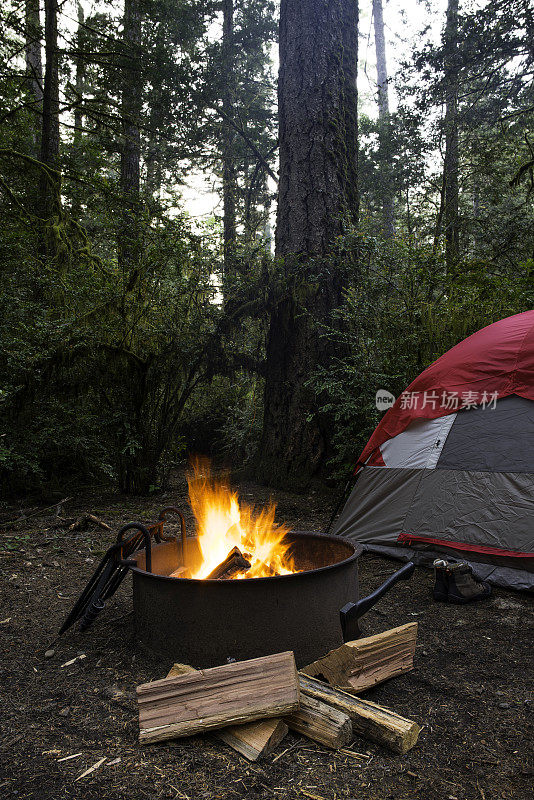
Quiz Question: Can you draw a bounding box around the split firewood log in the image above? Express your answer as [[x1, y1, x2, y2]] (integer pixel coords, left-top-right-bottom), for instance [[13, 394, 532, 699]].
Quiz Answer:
[[298, 674, 420, 754], [301, 623, 418, 694], [166, 662, 289, 761], [217, 719, 289, 761], [284, 694, 353, 749], [137, 651, 299, 744]]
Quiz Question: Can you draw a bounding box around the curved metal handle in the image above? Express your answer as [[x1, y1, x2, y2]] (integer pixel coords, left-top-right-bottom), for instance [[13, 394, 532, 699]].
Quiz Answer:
[[340, 561, 415, 641], [116, 523, 152, 572]]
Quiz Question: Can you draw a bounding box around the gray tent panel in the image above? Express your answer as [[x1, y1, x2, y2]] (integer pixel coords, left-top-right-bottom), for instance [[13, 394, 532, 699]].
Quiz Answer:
[[334, 466, 534, 586], [404, 468, 534, 558], [437, 394, 534, 472], [333, 466, 422, 544]]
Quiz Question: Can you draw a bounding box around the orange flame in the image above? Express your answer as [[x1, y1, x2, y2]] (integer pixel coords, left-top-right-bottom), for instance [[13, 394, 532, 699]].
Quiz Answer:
[[186, 459, 296, 579]]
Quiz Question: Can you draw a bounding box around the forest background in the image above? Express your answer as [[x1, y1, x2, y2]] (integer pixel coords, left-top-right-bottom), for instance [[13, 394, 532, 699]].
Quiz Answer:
[[0, 0, 532, 498]]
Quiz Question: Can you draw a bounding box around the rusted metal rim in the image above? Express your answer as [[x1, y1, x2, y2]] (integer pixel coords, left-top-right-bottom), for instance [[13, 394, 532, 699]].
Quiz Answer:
[[129, 530, 363, 584]]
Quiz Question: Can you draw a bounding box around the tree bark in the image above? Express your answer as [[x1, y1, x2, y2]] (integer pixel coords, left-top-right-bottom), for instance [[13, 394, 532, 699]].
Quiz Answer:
[[25, 0, 43, 143], [40, 0, 59, 173], [255, 0, 359, 488], [118, 0, 142, 281], [38, 0, 61, 259], [70, 0, 85, 219], [74, 1, 85, 136], [221, 0, 237, 279], [373, 0, 395, 238], [443, 0, 460, 271]]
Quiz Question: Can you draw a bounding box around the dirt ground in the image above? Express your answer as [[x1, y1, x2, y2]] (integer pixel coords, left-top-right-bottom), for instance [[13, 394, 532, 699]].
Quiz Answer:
[[1, 472, 532, 800]]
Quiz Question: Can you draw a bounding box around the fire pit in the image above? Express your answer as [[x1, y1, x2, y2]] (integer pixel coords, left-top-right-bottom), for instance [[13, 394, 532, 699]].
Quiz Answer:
[[133, 529, 362, 667], [60, 463, 414, 667]]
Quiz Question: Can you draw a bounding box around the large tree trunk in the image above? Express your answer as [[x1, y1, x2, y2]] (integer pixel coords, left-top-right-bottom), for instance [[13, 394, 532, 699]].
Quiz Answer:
[[145, 24, 164, 206], [70, 1, 85, 219], [119, 0, 142, 283], [74, 1, 85, 136], [25, 0, 43, 155], [373, 0, 395, 238], [38, 0, 61, 259], [255, 0, 359, 488], [221, 0, 237, 280], [40, 0, 59, 173], [443, 0, 460, 271]]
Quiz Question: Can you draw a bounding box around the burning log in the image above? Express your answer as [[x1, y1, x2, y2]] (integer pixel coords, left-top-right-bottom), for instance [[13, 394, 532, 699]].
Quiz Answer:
[[298, 675, 421, 754], [166, 662, 288, 761], [137, 651, 300, 744], [206, 546, 251, 580], [186, 459, 295, 579], [301, 623, 418, 694]]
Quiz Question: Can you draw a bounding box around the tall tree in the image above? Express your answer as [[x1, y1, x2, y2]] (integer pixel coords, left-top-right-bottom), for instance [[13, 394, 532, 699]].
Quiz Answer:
[[39, 0, 61, 257], [68, 0, 86, 219], [40, 0, 59, 172], [221, 0, 237, 276], [443, 0, 460, 270], [373, 0, 395, 237], [24, 0, 43, 152], [73, 0, 85, 136], [119, 0, 142, 284], [255, 0, 359, 487], [212, 0, 277, 281]]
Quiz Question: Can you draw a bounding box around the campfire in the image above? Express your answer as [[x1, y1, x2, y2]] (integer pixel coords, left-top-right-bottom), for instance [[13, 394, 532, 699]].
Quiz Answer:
[[61, 477, 367, 667], [173, 459, 298, 580], [60, 464, 416, 671]]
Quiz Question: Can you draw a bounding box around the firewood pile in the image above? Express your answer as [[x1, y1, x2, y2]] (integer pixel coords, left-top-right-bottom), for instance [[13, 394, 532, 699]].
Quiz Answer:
[[136, 623, 420, 761]]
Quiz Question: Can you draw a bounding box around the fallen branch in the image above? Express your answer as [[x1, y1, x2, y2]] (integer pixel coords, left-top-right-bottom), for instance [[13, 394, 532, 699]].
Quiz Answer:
[[68, 514, 111, 532], [3, 497, 72, 528]]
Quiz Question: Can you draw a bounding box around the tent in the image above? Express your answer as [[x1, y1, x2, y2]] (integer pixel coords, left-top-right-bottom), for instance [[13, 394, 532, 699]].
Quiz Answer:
[[333, 311, 534, 590]]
